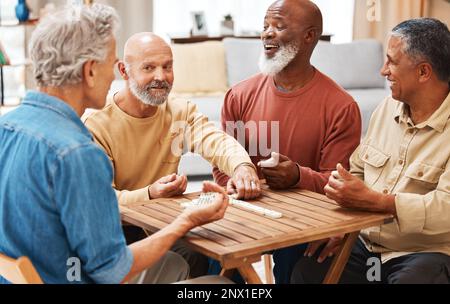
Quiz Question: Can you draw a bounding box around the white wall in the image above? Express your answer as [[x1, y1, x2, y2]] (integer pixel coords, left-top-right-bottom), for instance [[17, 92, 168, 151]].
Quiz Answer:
[[153, 0, 355, 43]]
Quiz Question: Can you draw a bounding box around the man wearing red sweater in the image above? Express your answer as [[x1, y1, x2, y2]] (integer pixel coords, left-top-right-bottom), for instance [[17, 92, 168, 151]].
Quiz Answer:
[[213, 0, 362, 283]]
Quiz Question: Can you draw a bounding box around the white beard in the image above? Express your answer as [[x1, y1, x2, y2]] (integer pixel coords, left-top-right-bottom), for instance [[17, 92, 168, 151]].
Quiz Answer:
[[128, 78, 170, 106], [258, 42, 299, 76]]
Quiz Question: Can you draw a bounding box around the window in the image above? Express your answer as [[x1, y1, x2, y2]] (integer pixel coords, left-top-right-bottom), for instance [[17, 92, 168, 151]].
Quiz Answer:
[[153, 0, 355, 43]]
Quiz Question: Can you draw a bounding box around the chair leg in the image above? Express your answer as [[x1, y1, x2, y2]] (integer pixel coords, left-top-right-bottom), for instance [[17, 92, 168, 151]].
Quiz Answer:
[[263, 254, 274, 284]]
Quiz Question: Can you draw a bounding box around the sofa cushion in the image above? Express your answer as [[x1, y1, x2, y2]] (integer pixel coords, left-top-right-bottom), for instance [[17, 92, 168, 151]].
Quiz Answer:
[[311, 40, 386, 90], [223, 38, 262, 86], [347, 88, 391, 135], [171, 41, 228, 94]]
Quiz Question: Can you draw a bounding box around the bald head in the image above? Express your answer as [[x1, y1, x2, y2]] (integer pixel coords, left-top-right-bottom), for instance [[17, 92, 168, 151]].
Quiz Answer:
[[123, 32, 172, 65], [268, 0, 323, 41], [119, 32, 174, 107]]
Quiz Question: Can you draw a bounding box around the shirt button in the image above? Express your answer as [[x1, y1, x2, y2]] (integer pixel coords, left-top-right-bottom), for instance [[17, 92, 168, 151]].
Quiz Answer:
[[383, 189, 389, 194], [398, 160, 404, 165], [365, 154, 369, 160], [418, 172, 424, 177], [409, 129, 415, 134]]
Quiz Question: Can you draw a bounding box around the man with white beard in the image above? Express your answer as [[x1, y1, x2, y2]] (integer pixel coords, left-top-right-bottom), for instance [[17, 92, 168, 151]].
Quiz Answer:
[[212, 0, 362, 283], [83, 33, 260, 278]]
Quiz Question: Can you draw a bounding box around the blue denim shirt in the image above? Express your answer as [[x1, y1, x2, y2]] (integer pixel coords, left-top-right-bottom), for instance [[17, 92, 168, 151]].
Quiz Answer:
[[0, 91, 133, 284]]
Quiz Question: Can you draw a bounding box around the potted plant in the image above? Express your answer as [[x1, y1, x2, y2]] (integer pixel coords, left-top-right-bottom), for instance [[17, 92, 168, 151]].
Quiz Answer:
[[221, 14, 234, 36]]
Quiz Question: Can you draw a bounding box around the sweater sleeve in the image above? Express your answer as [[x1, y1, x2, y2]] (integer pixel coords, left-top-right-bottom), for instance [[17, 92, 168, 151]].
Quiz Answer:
[[186, 95, 254, 179], [212, 89, 242, 186], [296, 101, 362, 193]]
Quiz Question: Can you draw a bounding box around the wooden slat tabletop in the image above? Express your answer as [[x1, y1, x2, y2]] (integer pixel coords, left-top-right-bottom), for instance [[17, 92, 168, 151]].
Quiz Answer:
[[120, 185, 393, 264]]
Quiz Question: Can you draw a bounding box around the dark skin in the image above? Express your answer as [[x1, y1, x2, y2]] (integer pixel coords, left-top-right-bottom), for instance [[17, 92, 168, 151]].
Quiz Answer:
[[259, 0, 323, 188]]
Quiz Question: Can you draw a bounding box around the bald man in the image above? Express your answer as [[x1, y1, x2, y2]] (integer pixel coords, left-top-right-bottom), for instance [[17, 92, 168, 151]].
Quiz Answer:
[[212, 0, 362, 283], [82, 33, 259, 278]]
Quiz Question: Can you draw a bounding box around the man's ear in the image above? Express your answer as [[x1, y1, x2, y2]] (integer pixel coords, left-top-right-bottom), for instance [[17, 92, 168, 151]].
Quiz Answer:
[[118, 61, 130, 80], [83, 60, 96, 88], [417, 62, 433, 83], [304, 27, 318, 44]]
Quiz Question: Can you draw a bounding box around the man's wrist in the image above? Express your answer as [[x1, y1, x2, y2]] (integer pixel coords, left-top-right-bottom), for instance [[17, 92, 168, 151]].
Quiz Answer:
[[176, 213, 196, 235], [235, 162, 256, 173], [370, 191, 396, 215], [292, 163, 301, 187], [148, 185, 153, 200]]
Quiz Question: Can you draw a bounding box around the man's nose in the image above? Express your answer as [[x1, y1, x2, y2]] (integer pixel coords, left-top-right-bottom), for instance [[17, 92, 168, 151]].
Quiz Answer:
[[153, 67, 165, 81], [380, 62, 389, 77], [262, 27, 275, 40]]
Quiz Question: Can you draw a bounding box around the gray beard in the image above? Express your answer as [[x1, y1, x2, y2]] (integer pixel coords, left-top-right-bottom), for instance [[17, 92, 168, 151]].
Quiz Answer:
[[128, 78, 171, 106], [258, 43, 299, 76]]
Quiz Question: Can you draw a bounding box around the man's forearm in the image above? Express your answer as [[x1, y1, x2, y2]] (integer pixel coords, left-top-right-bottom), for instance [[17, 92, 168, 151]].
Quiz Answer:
[[121, 216, 193, 283]]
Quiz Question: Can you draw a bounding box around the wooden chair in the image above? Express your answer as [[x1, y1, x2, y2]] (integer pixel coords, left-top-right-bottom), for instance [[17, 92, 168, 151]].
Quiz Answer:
[[0, 253, 43, 284]]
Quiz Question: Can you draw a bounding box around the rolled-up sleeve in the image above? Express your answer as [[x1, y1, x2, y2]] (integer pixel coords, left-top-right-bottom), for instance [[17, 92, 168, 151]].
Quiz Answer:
[[395, 165, 450, 235], [53, 145, 133, 284]]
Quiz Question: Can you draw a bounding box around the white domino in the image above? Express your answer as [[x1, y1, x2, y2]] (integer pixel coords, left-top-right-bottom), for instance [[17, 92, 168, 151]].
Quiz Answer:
[[258, 152, 279, 168], [181, 193, 283, 219]]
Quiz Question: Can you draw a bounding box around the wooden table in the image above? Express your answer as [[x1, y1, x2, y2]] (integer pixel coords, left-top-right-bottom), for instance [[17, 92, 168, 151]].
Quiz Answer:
[[120, 185, 393, 284]]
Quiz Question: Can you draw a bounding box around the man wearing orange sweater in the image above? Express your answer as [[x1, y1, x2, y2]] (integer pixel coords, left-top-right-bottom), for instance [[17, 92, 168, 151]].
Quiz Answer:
[[213, 0, 362, 283]]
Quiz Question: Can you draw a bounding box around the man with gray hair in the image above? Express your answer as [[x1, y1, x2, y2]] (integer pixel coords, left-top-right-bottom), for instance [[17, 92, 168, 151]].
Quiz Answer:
[[0, 4, 231, 284], [292, 18, 450, 284]]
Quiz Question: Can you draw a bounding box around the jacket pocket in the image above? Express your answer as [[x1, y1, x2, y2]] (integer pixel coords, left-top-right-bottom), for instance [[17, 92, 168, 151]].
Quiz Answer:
[[405, 162, 444, 190], [359, 145, 390, 186]]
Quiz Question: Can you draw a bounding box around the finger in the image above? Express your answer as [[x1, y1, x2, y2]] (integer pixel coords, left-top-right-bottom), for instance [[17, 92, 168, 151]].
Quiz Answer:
[[159, 173, 177, 184], [176, 176, 188, 195], [260, 167, 281, 178], [243, 178, 252, 200], [251, 179, 261, 199], [331, 170, 343, 181], [234, 178, 246, 199], [276, 152, 290, 162], [337, 163, 352, 180], [318, 244, 341, 263], [304, 240, 324, 257], [324, 184, 339, 197], [181, 176, 188, 192], [318, 239, 340, 263], [203, 181, 226, 195], [226, 179, 237, 195], [327, 176, 343, 190]]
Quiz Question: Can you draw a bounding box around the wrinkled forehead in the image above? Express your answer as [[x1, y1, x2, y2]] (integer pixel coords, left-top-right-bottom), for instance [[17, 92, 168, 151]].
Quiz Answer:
[[127, 44, 173, 65]]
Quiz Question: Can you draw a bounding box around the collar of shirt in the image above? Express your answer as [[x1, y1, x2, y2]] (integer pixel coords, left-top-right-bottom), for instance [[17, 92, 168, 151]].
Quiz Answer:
[[394, 92, 450, 132], [22, 90, 92, 139]]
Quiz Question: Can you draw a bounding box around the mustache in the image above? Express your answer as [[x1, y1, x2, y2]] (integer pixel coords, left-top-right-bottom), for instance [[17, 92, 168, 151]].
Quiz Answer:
[[145, 80, 171, 90]]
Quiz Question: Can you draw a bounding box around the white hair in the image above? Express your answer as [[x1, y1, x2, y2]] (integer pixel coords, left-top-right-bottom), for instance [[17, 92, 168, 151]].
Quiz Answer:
[[258, 42, 299, 76], [124, 62, 171, 106], [29, 4, 120, 87]]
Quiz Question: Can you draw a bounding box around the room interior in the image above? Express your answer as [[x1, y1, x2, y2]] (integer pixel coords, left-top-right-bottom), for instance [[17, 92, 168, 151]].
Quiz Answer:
[[0, 0, 449, 285]]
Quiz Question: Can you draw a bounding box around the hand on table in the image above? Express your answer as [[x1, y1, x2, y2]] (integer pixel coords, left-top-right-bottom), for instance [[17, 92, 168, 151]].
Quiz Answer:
[[227, 164, 261, 200], [258, 152, 300, 189]]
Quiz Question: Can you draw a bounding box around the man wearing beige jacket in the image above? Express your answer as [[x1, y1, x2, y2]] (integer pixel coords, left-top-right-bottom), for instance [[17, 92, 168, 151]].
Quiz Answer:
[[292, 18, 450, 284]]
